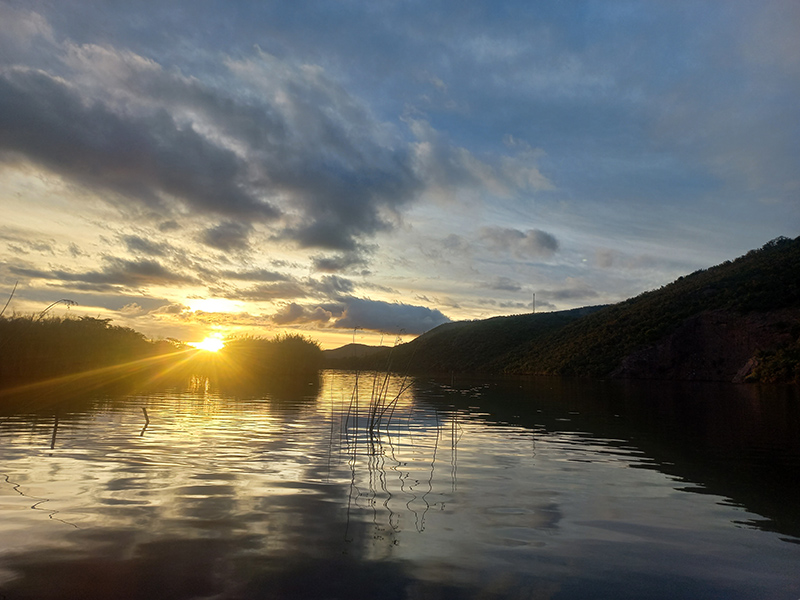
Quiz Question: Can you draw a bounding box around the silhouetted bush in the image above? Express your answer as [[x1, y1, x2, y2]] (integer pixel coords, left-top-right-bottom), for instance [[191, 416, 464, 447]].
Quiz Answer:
[[0, 315, 185, 387], [218, 333, 323, 379]]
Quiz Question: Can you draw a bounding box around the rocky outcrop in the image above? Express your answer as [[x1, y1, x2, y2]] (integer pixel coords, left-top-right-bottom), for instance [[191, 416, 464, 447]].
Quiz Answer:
[[611, 309, 800, 382]]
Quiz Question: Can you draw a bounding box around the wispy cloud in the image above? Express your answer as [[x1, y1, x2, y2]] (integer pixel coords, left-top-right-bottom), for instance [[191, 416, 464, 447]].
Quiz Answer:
[[479, 227, 559, 259]]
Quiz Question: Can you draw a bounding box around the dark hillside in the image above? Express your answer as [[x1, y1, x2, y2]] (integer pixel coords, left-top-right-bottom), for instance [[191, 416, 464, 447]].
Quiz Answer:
[[505, 235, 800, 380], [398, 306, 602, 373], [324, 307, 602, 373], [337, 236, 800, 383]]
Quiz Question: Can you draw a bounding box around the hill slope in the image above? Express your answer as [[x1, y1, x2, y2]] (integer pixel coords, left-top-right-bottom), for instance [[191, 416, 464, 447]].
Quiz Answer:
[[331, 236, 800, 382]]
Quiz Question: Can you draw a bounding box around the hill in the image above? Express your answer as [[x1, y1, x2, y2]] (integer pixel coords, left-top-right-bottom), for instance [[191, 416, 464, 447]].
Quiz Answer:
[[328, 236, 800, 383], [322, 343, 385, 361]]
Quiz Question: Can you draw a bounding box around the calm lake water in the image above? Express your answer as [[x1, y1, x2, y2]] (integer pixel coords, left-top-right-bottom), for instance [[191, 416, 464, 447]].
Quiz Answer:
[[1, 371, 799, 599]]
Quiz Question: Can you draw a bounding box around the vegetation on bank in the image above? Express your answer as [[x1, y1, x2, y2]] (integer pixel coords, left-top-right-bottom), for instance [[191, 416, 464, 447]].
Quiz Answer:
[[0, 315, 185, 386], [331, 236, 800, 383], [215, 334, 323, 377], [0, 313, 323, 391]]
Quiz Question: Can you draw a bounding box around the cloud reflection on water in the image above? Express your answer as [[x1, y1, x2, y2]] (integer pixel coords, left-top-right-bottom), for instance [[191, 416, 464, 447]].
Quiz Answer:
[[0, 372, 798, 599]]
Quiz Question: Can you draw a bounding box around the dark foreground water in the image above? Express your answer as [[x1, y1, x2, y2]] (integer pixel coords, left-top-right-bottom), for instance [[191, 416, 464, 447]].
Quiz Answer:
[[1, 371, 799, 599]]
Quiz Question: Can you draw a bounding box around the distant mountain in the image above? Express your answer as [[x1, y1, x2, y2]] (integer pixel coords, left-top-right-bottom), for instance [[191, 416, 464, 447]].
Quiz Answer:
[[326, 236, 800, 383], [322, 343, 385, 361]]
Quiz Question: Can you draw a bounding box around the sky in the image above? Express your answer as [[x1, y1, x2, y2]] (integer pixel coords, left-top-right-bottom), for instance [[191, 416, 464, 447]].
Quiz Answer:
[[0, 0, 798, 348]]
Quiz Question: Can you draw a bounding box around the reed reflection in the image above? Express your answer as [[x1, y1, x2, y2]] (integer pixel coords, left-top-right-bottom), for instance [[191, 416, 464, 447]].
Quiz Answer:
[[331, 370, 459, 545]]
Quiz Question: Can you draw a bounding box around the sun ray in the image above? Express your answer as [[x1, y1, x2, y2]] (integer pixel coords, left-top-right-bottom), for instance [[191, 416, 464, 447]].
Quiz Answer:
[[190, 336, 225, 352]]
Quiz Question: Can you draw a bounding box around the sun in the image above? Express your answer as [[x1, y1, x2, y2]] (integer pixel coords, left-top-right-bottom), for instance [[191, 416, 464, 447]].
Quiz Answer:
[[190, 336, 226, 352]]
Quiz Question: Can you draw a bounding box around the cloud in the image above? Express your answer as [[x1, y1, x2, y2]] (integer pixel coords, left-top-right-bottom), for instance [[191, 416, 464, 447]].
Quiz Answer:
[[308, 275, 356, 297], [219, 268, 289, 282], [220, 281, 308, 302], [483, 276, 522, 292], [0, 69, 280, 221], [119, 302, 145, 316], [0, 25, 563, 271], [0, 5, 56, 65], [122, 235, 170, 256], [265, 296, 450, 334], [158, 220, 180, 232], [227, 50, 426, 250], [311, 251, 370, 273], [541, 278, 599, 302], [407, 118, 553, 200], [441, 234, 471, 254], [10, 257, 197, 289], [5, 240, 54, 256], [332, 297, 451, 334], [272, 302, 333, 325], [0, 228, 56, 255], [200, 221, 253, 252], [479, 227, 559, 259], [151, 302, 189, 315], [212, 273, 356, 303]]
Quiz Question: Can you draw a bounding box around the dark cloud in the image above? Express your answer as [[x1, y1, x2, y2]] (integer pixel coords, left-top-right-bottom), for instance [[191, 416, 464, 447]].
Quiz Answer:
[[10, 257, 197, 289], [0, 26, 566, 268], [266, 296, 450, 334], [441, 234, 470, 253], [543, 281, 599, 301], [484, 277, 522, 292], [0, 229, 56, 255], [8, 241, 55, 255], [212, 273, 353, 303], [332, 297, 450, 334], [479, 227, 559, 259], [498, 301, 531, 310], [281, 156, 421, 251], [0, 69, 279, 221], [308, 275, 355, 297], [272, 302, 332, 325], [311, 251, 370, 273], [26, 240, 54, 254], [158, 220, 180, 232], [0, 55, 431, 258], [122, 235, 169, 256], [200, 221, 253, 252]]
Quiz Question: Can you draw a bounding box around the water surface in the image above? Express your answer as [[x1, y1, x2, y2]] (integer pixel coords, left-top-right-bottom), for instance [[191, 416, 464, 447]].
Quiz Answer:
[[1, 372, 798, 599]]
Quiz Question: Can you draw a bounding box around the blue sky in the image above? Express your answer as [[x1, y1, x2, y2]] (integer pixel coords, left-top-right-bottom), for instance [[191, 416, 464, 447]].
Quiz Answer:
[[1, 0, 797, 347]]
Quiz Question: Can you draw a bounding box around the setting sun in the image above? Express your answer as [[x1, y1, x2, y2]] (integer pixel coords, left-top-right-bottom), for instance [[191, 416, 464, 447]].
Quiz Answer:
[[190, 336, 225, 352]]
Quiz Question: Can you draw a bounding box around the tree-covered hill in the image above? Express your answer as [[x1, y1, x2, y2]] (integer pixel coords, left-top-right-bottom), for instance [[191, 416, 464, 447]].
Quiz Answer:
[[331, 236, 800, 383]]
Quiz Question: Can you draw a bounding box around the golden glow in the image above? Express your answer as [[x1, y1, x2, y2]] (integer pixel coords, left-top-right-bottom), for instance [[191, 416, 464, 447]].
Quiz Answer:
[[185, 298, 243, 313], [190, 336, 225, 352]]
